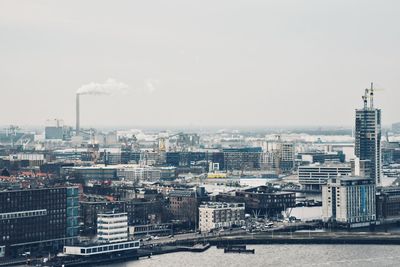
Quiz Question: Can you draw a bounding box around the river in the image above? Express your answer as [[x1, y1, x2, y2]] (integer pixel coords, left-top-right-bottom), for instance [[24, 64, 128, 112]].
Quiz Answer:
[[109, 244, 400, 267]]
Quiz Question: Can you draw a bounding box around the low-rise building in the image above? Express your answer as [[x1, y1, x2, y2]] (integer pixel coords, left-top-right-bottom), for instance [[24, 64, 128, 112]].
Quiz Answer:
[[216, 186, 295, 218], [168, 187, 209, 228], [199, 202, 245, 233]]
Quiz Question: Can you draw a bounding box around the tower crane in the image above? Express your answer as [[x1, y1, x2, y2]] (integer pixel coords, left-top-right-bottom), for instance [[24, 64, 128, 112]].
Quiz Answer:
[[362, 82, 384, 109]]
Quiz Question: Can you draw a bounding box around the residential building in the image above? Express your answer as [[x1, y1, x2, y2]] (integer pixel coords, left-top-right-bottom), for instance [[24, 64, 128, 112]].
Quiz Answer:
[[199, 202, 245, 233], [322, 176, 376, 228]]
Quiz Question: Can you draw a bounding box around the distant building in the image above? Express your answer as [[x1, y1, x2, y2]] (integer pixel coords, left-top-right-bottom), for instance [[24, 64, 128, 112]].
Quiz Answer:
[[382, 142, 400, 164], [199, 202, 245, 233], [322, 176, 376, 228], [168, 187, 209, 228], [276, 142, 295, 172], [45, 126, 64, 140], [355, 85, 382, 184], [222, 147, 263, 171], [216, 186, 295, 218], [62, 165, 117, 181], [0, 186, 79, 257], [376, 187, 400, 222], [298, 151, 346, 164], [298, 163, 351, 191], [97, 212, 128, 243], [116, 165, 161, 183], [392, 122, 400, 133], [62, 164, 173, 183], [0, 153, 46, 171], [45, 119, 71, 140], [350, 158, 371, 178]]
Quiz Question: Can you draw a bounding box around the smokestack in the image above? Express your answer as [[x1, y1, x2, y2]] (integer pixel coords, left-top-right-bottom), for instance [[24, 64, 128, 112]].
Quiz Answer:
[[75, 79, 128, 136], [76, 94, 80, 136]]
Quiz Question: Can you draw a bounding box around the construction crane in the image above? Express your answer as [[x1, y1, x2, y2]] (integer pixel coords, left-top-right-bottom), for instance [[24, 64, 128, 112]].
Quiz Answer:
[[4, 125, 20, 148], [362, 82, 384, 109]]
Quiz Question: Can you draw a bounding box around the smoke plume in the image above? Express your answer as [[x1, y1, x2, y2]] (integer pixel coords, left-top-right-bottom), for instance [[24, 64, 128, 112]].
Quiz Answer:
[[77, 78, 128, 95], [144, 79, 159, 93]]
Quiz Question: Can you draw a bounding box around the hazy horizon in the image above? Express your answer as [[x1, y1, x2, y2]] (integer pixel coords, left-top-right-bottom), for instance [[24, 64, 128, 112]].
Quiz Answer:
[[1, 0, 399, 127]]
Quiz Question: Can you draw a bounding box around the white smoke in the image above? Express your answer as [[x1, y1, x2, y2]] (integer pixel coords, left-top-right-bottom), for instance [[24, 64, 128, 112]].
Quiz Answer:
[[77, 78, 128, 95], [144, 79, 159, 93]]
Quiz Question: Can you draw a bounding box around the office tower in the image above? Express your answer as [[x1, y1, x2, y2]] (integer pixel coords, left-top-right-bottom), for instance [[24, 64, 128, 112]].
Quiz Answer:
[[0, 186, 79, 257], [355, 83, 382, 185]]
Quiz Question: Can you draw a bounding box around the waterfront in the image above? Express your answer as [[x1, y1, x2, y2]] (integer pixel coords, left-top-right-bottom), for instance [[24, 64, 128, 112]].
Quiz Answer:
[[110, 244, 400, 267]]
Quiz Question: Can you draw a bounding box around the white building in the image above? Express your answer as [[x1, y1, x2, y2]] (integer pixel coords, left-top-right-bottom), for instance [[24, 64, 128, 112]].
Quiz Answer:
[[63, 240, 140, 256], [298, 163, 351, 191], [199, 202, 245, 233], [322, 176, 376, 228], [97, 212, 128, 243]]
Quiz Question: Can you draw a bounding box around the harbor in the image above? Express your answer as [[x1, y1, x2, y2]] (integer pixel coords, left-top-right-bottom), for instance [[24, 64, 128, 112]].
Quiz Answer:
[[25, 230, 400, 267]]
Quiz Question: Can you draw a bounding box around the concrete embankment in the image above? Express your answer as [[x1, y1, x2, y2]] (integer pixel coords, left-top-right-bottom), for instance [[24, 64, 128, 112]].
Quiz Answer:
[[176, 232, 400, 246]]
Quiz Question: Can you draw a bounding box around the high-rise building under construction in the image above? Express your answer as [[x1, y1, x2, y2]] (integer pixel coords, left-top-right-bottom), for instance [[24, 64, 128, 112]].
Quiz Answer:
[[355, 83, 382, 185]]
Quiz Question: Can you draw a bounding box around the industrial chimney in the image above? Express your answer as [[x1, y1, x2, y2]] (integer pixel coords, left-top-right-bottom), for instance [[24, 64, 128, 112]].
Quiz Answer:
[[76, 94, 80, 136]]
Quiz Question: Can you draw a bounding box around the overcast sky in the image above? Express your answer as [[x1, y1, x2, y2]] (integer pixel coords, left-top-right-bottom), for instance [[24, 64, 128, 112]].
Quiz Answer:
[[0, 0, 399, 128]]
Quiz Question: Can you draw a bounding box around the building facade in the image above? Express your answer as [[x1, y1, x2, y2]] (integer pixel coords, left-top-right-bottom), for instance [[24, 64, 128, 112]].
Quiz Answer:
[[168, 187, 209, 227], [355, 86, 382, 184], [298, 164, 351, 191], [97, 212, 128, 243], [376, 187, 400, 222], [0, 186, 79, 257], [216, 186, 295, 218], [199, 202, 245, 233], [322, 177, 376, 228]]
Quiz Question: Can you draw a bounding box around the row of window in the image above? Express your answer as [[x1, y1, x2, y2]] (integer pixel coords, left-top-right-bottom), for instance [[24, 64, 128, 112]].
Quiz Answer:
[[0, 209, 47, 220], [80, 242, 139, 255]]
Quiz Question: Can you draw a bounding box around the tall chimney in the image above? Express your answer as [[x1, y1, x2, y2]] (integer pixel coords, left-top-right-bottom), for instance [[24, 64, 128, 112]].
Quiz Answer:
[[76, 94, 80, 136]]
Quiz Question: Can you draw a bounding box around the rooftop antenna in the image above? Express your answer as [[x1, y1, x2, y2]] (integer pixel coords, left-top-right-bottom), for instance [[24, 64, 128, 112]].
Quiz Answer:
[[369, 82, 374, 108]]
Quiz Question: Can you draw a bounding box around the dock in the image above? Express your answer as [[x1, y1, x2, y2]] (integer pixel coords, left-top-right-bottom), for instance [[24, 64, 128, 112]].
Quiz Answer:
[[223, 245, 255, 254]]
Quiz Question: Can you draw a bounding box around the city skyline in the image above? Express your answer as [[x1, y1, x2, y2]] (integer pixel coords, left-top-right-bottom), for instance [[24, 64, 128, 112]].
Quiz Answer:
[[1, 0, 399, 127], [2, 1, 400, 266]]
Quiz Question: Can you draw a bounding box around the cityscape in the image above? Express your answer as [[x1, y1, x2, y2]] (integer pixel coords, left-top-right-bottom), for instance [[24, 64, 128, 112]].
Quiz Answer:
[[1, 1, 400, 267]]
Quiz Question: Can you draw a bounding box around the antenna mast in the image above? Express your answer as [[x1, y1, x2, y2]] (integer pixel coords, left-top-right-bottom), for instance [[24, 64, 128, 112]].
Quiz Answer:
[[369, 82, 374, 108]]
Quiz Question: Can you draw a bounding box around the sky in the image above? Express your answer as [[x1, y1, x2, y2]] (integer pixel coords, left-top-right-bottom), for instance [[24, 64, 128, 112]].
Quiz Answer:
[[0, 0, 399, 128]]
